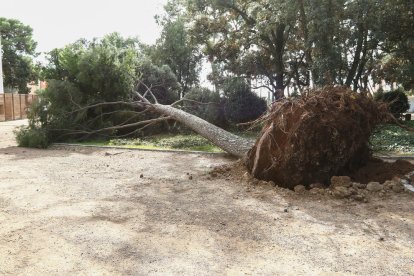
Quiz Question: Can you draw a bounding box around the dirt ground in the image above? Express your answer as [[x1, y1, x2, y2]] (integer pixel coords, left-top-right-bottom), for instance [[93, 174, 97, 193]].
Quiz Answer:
[[1, 120, 413, 275]]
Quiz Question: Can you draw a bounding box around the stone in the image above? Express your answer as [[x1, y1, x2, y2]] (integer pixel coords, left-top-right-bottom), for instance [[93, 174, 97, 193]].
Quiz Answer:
[[352, 182, 366, 189], [383, 180, 395, 190], [333, 186, 352, 198], [310, 188, 323, 195], [330, 176, 352, 188], [366, 182, 383, 192], [294, 185, 306, 193], [348, 187, 358, 195], [392, 183, 404, 193], [310, 183, 324, 189], [353, 194, 365, 202], [268, 181, 276, 187]]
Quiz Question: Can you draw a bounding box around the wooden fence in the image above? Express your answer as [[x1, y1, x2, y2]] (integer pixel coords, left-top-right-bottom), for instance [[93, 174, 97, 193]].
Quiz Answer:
[[0, 93, 38, 122]]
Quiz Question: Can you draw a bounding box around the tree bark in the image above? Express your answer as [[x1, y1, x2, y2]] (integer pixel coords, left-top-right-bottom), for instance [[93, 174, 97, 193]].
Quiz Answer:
[[151, 104, 253, 157]]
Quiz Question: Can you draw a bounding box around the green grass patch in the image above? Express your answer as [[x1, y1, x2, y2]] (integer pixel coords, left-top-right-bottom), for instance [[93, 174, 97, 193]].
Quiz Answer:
[[73, 134, 224, 153], [371, 121, 414, 155]]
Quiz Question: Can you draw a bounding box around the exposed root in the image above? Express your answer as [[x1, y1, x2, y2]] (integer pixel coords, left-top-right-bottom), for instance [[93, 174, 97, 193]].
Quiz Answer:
[[246, 86, 391, 188]]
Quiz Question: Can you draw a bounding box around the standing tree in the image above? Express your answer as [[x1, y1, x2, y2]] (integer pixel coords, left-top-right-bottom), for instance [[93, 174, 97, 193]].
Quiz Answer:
[[186, 0, 297, 99], [371, 0, 414, 91], [149, 0, 201, 97], [0, 18, 38, 93]]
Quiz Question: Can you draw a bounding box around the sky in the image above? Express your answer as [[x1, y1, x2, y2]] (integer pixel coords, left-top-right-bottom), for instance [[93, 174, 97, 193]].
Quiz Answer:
[[1, 0, 168, 53]]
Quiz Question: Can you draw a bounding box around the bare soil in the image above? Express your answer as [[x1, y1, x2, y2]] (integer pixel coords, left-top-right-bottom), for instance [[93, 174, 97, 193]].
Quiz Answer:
[[1, 120, 413, 275]]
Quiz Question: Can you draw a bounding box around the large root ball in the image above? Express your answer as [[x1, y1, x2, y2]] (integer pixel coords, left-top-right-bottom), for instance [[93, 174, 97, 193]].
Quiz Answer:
[[246, 87, 387, 189]]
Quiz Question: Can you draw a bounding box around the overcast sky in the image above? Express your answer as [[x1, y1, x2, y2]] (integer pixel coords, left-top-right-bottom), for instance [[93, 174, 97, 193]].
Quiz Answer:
[[2, 0, 168, 53]]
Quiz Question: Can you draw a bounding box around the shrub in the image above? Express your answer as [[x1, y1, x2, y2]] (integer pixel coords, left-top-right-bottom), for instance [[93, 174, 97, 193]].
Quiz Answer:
[[222, 79, 267, 124], [28, 34, 182, 142], [374, 89, 410, 118], [14, 126, 49, 148]]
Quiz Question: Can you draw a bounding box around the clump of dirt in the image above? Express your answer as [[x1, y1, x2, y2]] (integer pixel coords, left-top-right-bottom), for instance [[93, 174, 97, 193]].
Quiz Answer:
[[350, 158, 414, 184], [246, 86, 391, 189]]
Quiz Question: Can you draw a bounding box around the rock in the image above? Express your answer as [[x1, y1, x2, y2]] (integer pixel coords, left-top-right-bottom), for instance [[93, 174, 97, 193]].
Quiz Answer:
[[294, 185, 306, 193], [366, 182, 383, 192], [330, 176, 352, 188], [333, 186, 352, 198], [310, 188, 324, 195], [268, 181, 276, 187], [189, 175, 193, 180], [383, 180, 395, 190], [352, 182, 366, 189], [310, 183, 324, 189], [352, 194, 366, 202], [392, 176, 402, 183], [392, 183, 404, 193], [140, 174, 144, 178], [348, 187, 358, 195]]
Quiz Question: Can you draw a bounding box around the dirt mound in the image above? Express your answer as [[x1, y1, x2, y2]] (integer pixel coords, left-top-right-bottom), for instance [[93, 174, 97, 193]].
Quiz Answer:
[[350, 158, 414, 184], [246, 87, 390, 189]]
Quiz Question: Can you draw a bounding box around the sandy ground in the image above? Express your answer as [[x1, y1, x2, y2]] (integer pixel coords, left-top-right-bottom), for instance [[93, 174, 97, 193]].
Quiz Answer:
[[0, 120, 413, 275]]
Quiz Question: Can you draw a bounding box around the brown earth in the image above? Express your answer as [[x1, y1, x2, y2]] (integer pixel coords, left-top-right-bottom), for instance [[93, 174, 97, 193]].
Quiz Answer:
[[1, 120, 414, 275], [350, 158, 414, 184]]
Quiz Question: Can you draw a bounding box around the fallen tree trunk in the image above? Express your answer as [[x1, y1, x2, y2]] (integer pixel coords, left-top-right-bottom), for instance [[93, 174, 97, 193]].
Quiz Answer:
[[151, 104, 253, 157]]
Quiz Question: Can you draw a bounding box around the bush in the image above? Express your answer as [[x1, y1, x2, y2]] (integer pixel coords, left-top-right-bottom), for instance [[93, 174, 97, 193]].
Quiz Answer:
[[14, 126, 49, 148], [222, 79, 267, 124], [374, 89, 410, 118], [28, 34, 183, 142]]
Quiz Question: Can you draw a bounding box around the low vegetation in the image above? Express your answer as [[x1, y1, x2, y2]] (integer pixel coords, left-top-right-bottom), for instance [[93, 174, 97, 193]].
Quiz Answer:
[[77, 134, 222, 153], [371, 121, 414, 154]]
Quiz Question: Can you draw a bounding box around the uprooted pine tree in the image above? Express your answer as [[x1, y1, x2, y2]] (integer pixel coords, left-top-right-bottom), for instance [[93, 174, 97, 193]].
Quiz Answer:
[[130, 85, 406, 188], [51, 85, 408, 189]]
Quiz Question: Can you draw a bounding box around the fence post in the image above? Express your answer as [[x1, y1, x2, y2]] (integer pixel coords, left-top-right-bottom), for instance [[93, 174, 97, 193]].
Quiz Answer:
[[11, 93, 14, 120], [20, 94, 23, 119]]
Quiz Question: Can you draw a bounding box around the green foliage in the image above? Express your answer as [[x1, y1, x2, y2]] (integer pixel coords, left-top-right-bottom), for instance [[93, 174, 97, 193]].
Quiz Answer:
[[371, 121, 414, 154], [175, 0, 414, 93], [106, 134, 220, 152], [30, 33, 181, 142], [136, 59, 180, 104], [374, 90, 409, 118], [182, 82, 267, 127], [0, 17, 38, 93], [151, 3, 201, 95], [43, 34, 139, 102], [153, 134, 214, 150], [222, 79, 267, 124], [14, 126, 48, 148], [372, 0, 414, 90]]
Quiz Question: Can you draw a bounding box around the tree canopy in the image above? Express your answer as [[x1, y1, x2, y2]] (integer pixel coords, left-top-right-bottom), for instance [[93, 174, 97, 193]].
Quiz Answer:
[[0, 17, 38, 93], [175, 0, 413, 96]]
